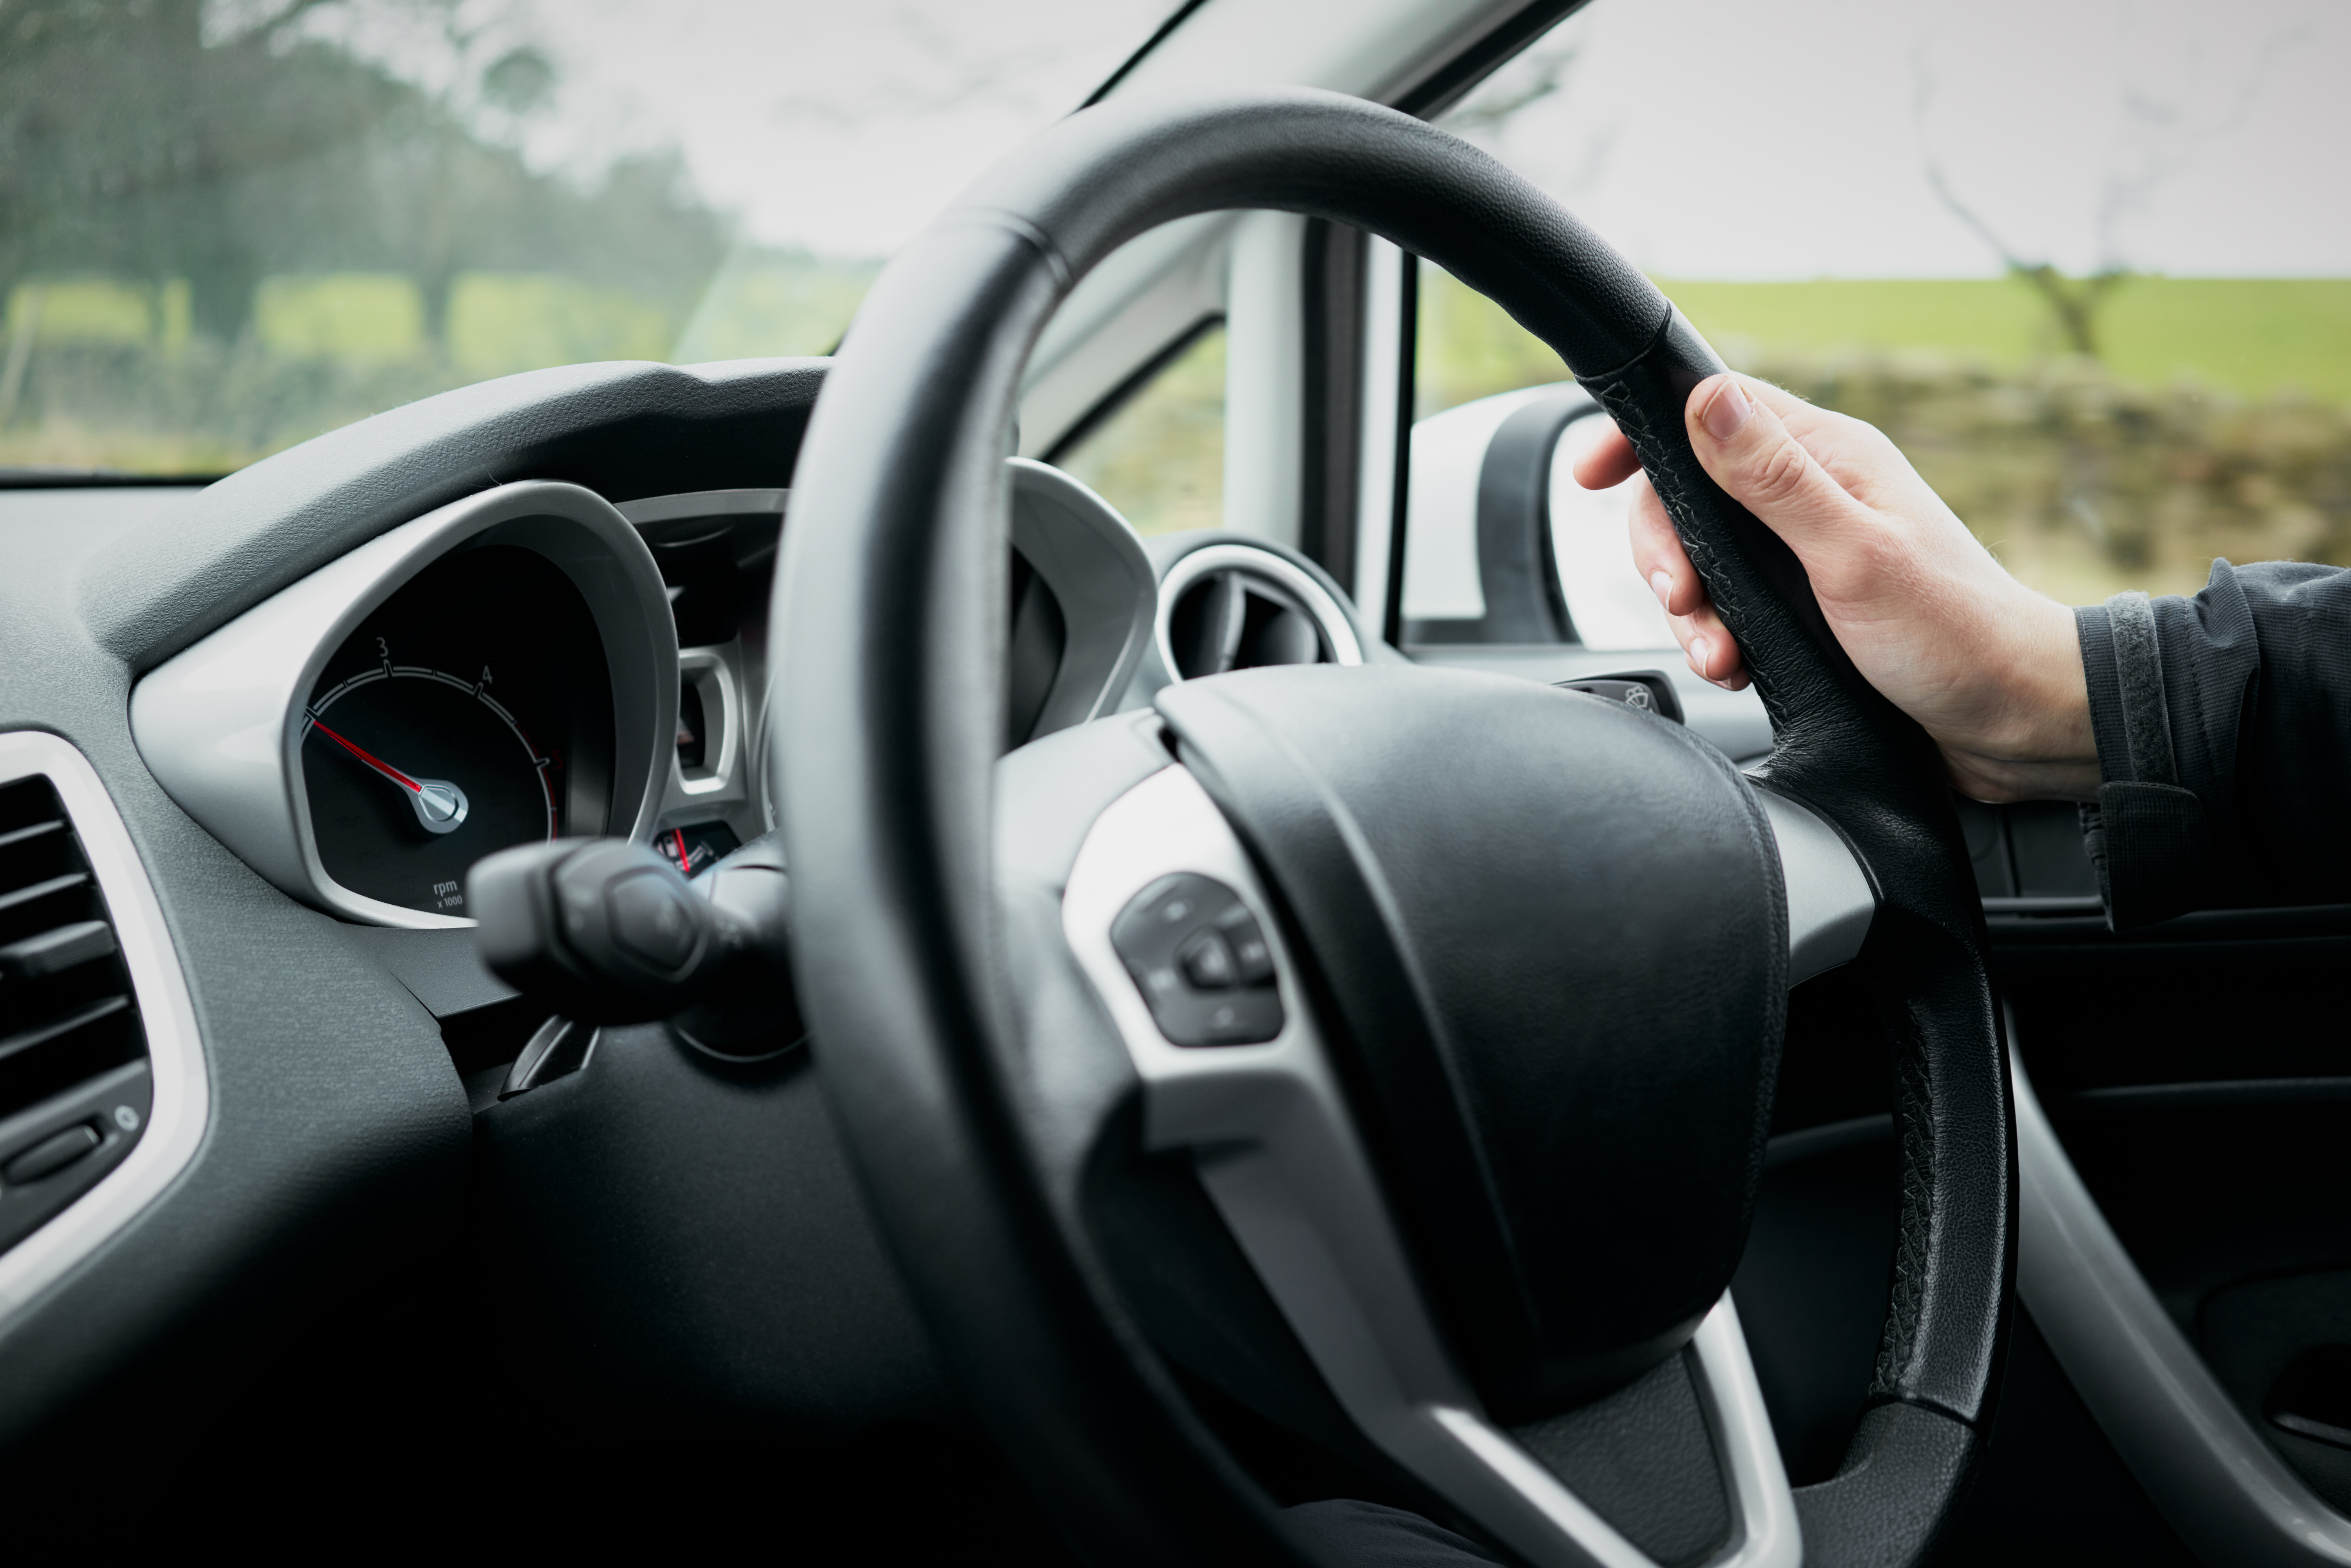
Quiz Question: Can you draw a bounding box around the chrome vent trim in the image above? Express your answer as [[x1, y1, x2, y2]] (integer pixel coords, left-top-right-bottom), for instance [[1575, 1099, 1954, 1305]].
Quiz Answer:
[[0, 732, 206, 1320], [1155, 542, 1366, 683]]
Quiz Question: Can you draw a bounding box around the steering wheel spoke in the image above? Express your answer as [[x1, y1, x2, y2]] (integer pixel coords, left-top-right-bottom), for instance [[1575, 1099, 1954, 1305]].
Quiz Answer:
[[1060, 760, 1803, 1568]]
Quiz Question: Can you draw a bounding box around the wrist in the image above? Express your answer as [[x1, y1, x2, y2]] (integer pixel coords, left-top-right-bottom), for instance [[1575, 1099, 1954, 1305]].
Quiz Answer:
[[1943, 750, 2101, 804], [1942, 594, 2099, 802]]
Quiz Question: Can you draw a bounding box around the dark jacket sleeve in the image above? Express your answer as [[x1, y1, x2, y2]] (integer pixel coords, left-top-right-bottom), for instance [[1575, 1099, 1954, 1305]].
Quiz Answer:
[[2076, 559, 2351, 927]]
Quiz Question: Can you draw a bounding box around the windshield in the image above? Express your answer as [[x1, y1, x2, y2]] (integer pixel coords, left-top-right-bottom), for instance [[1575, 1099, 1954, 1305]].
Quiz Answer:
[[0, 0, 1168, 477]]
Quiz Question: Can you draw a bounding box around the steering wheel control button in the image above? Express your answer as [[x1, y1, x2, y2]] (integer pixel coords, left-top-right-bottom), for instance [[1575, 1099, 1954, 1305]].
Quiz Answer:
[[1177, 928, 1237, 989], [1110, 873, 1284, 1047], [1552, 670, 1684, 724], [1217, 906, 1275, 984], [607, 868, 699, 972]]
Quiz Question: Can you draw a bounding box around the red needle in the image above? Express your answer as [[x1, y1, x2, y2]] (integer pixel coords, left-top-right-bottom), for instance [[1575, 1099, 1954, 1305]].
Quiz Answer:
[[310, 715, 468, 835], [311, 719, 422, 793], [673, 828, 690, 867]]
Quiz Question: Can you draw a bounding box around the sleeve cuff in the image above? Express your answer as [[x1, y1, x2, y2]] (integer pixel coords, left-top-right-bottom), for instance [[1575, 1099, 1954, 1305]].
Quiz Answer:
[[2080, 783, 2215, 929], [2074, 595, 2216, 929]]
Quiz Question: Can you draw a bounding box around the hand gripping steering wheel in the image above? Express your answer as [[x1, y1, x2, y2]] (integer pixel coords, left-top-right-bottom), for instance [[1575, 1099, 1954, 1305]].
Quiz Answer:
[[772, 87, 2012, 1568]]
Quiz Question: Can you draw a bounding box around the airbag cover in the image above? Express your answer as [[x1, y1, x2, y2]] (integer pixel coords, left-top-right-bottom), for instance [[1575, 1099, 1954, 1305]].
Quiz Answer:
[[1155, 664, 1785, 1417]]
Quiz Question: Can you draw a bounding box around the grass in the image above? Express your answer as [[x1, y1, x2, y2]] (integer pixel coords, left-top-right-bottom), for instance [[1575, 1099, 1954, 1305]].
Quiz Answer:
[[446, 274, 673, 379], [672, 253, 877, 362], [0, 256, 881, 472], [1421, 270, 2351, 415], [1667, 277, 2351, 405]]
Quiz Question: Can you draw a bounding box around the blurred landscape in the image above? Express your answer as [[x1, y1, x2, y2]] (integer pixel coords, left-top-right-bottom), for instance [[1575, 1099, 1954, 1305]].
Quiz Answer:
[[0, 254, 875, 473], [4, 2, 2344, 612], [0, 0, 875, 473], [1422, 270, 2351, 603], [1056, 327, 1227, 537]]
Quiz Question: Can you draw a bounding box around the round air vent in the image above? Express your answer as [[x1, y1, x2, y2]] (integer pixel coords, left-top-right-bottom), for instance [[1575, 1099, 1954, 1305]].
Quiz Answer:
[[1156, 544, 1365, 683]]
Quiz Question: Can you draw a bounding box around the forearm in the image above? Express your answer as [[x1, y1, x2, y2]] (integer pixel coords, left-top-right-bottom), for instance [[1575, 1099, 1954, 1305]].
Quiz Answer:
[[2077, 559, 2351, 926]]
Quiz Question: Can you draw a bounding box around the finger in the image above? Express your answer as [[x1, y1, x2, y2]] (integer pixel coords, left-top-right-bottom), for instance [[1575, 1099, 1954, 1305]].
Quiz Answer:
[[1741, 377, 1833, 437], [1626, 478, 1709, 619], [1627, 464, 1753, 688], [1570, 418, 1642, 491], [1671, 601, 1751, 691], [1683, 373, 1877, 558], [1737, 378, 1891, 467], [1627, 480, 1721, 625], [1627, 463, 1759, 691]]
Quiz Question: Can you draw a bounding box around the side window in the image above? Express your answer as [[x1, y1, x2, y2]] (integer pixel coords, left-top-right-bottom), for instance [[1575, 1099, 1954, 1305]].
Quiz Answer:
[[1407, 0, 2351, 639], [1053, 323, 1228, 536], [1406, 263, 1670, 648]]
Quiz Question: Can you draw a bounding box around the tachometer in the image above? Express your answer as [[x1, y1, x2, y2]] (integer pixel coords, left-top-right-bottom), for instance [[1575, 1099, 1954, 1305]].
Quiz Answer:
[[300, 541, 617, 919], [303, 663, 558, 913]]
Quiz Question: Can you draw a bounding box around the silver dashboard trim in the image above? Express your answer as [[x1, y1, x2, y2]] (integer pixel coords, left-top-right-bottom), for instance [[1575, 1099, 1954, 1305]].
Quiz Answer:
[[1752, 786, 1876, 985], [2014, 1039, 2351, 1566], [1154, 541, 1367, 679], [1008, 458, 1158, 739], [615, 488, 788, 529], [614, 489, 785, 848], [0, 732, 210, 1320], [1061, 764, 1799, 1568], [130, 481, 678, 929], [676, 648, 740, 798]]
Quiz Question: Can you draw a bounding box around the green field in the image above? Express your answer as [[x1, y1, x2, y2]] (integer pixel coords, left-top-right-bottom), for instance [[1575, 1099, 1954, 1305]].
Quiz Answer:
[[1666, 277, 2351, 405], [1421, 271, 2351, 414], [0, 257, 878, 473]]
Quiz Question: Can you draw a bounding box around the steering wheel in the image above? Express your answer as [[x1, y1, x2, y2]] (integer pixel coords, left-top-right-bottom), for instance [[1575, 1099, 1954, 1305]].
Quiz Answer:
[[773, 87, 2012, 1568]]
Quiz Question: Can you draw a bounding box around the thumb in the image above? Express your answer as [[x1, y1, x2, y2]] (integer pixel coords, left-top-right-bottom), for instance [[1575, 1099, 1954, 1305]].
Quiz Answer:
[[1684, 374, 1873, 559]]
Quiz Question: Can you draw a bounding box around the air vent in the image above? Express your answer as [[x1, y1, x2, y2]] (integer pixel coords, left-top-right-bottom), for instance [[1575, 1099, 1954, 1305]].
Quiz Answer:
[[0, 771, 152, 1256], [1157, 545, 1366, 684]]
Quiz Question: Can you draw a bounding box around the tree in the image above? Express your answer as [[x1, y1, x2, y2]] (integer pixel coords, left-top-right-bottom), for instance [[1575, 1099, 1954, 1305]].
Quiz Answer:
[[1910, 18, 2307, 360], [0, 0, 725, 346]]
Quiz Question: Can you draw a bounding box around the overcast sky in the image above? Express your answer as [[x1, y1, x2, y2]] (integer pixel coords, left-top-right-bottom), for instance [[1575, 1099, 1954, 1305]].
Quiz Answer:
[[362, 0, 2349, 276], [483, 0, 1167, 257], [1463, 0, 2351, 278]]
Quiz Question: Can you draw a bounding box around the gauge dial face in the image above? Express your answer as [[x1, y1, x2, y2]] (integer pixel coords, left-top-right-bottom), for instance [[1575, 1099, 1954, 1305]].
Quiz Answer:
[[301, 541, 615, 918], [303, 668, 556, 914]]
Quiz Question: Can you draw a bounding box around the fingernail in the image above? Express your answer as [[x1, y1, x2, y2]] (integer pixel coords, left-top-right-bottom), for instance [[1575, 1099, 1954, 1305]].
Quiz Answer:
[[1650, 570, 1674, 608], [1689, 635, 1712, 673], [1700, 377, 1751, 442]]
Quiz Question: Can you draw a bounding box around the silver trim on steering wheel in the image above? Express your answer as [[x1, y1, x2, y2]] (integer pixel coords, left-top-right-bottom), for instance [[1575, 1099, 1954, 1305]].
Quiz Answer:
[[1061, 763, 1802, 1568]]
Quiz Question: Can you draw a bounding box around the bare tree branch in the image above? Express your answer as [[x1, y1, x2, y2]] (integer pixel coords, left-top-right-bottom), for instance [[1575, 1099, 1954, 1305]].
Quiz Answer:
[[1910, 41, 2118, 357], [2092, 17, 2309, 268], [1911, 16, 2311, 360], [1446, 42, 1581, 136]]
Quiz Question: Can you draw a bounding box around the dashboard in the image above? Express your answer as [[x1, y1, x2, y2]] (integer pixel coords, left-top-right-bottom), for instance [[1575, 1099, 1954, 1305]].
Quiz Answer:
[[128, 447, 1371, 942], [0, 355, 1382, 1479]]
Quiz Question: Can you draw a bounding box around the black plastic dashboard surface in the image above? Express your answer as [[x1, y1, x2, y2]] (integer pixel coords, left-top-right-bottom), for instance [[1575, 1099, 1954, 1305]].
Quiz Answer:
[[79, 357, 830, 675], [0, 357, 836, 1485]]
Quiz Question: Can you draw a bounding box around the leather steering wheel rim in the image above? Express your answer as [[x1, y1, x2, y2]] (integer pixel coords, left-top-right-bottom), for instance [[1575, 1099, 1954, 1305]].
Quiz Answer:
[[773, 86, 2013, 1566]]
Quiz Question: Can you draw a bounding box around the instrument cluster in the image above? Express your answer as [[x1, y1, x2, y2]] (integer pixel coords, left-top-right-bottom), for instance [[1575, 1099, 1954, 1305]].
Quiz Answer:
[[301, 543, 616, 918]]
